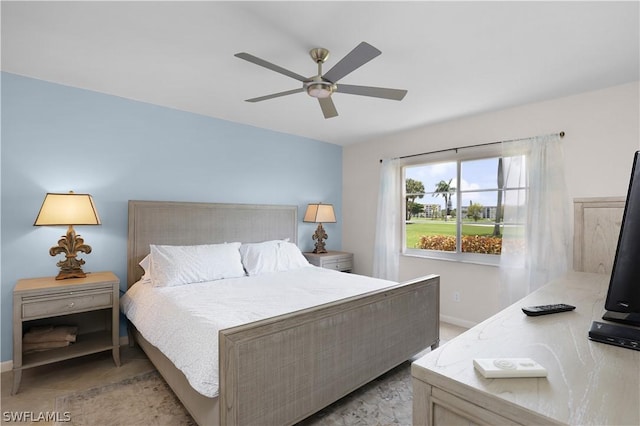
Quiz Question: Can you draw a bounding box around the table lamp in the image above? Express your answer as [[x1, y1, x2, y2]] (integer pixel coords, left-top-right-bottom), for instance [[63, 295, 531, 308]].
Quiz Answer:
[[34, 191, 101, 280], [303, 203, 336, 254]]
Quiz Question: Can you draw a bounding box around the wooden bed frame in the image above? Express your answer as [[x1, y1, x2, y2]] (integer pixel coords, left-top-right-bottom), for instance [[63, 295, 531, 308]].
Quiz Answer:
[[126, 200, 440, 426]]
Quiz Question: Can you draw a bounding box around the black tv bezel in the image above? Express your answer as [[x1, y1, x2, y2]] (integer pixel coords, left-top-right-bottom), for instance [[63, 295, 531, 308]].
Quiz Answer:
[[603, 150, 640, 327]]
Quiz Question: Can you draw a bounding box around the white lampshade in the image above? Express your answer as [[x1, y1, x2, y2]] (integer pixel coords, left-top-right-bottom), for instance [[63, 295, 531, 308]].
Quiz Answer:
[[303, 203, 336, 223], [34, 192, 101, 226]]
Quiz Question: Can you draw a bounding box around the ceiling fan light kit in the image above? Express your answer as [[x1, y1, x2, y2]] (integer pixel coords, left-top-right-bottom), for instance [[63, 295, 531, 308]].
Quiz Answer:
[[306, 83, 334, 99], [306, 78, 335, 99], [235, 41, 407, 119]]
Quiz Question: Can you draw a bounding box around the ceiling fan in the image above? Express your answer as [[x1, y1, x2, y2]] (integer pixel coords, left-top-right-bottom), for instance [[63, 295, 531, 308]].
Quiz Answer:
[[235, 42, 407, 119]]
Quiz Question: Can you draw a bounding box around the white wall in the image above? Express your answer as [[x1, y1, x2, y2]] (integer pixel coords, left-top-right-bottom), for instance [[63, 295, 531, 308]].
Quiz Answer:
[[343, 82, 640, 328]]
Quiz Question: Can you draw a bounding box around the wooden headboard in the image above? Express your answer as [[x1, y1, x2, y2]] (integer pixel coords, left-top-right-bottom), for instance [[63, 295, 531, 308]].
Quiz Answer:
[[573, 197, 625, 274], [127, 201, 298, 287]]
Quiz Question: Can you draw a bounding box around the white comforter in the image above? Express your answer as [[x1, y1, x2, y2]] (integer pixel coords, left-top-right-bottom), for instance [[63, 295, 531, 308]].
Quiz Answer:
[[120, 266, 396, 397]]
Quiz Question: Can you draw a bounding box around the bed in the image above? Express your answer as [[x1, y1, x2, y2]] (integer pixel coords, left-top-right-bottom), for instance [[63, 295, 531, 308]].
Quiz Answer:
[[124, 200, 440, 426]]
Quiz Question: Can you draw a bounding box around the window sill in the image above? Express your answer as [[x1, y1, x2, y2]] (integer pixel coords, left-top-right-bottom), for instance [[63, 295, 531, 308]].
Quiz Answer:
[[402, 250, 500, 267]]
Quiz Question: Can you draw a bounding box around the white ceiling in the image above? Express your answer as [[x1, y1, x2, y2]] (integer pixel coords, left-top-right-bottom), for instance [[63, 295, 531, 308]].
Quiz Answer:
[[2, 1, 638, 146]]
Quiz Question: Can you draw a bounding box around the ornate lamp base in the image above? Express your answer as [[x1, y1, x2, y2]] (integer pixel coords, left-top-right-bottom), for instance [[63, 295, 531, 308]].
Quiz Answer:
[[50, 225, 92, 280], [54, 260, 88, 280], [312, 223, 329, 254]]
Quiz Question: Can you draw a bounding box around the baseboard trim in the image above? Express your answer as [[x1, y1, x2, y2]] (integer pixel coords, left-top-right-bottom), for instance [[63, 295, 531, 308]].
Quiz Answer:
[[440, 315, 477, 330]]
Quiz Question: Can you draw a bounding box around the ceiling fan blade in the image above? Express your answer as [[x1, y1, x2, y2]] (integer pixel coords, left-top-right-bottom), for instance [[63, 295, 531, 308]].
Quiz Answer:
[[235, 52, 308, 82], [245, 88, 304, 103], [322, 42, 381, 83], [337, 84, 407, 101], [318, 97, 338, 119]]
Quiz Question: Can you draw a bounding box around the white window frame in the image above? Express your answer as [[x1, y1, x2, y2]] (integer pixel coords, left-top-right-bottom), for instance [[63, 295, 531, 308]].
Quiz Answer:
[[401, 144, 523, 266]]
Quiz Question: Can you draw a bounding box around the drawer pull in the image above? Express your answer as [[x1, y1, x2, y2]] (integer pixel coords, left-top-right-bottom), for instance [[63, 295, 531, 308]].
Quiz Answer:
[[68, 302, 75, 308]]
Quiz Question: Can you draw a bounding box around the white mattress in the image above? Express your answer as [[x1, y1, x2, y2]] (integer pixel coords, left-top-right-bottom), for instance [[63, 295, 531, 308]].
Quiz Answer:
[[120, 266, 396, 397]]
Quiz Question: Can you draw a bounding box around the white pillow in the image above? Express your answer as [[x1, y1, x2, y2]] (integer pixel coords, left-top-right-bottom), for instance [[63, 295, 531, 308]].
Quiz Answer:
[[239, 240, 280, 276], [277, 240, 310, 270], [139, 255, 152, 284], [150, 242, 245, 287], [240, 240, 309, 276]]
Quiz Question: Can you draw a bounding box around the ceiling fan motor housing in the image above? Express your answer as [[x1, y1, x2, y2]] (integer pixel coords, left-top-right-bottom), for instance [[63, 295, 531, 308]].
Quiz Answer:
[[305, 77, 335, 99], [306, 48, 335, 98]]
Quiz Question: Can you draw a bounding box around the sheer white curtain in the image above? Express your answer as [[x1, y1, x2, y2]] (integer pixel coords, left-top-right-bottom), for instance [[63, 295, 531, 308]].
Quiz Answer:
[[373, 158, 401, 281], [500, 134, 570, 306]]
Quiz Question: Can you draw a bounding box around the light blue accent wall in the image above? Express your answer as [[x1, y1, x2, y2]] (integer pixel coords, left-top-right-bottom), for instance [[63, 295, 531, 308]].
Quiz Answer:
[[0, 72, 342, 362]]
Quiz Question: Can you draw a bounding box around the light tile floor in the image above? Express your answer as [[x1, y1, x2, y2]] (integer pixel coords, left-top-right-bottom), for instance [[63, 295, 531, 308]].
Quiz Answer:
[[1, 323, 467, 425], [439, 322, 468, 343]]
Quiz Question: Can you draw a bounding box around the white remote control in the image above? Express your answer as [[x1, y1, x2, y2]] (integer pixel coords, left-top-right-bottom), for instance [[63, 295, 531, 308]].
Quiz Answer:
[[473, 358, 547, 378]]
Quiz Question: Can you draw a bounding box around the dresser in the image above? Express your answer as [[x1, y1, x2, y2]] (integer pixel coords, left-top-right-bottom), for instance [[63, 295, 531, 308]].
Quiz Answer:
[[303, 251, 353, 272], [12, 271, 120, 394], [412, 271, 640, 425]]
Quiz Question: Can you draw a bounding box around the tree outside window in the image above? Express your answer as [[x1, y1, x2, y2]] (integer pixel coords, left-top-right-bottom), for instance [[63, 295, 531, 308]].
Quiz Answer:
[[405, 178, 425, 221]]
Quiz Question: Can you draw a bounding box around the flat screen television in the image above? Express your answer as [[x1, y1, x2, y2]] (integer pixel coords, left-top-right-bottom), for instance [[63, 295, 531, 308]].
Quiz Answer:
[[603, 150, 640, 327]]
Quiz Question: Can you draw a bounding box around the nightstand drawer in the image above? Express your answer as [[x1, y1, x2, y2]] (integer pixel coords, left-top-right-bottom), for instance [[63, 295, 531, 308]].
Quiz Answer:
[[303, 251, 354, 273], [323, 258, 353, 272], [22, 288, 113, 319]]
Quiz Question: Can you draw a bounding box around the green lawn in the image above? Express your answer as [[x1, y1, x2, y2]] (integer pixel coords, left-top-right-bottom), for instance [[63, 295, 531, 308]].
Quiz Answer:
[[405, 218, 502, 248]]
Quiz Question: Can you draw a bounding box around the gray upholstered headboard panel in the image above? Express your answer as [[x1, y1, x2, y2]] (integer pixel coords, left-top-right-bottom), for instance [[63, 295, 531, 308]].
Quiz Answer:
[[573, 197, 625, 274], [127, 201, 298, 287]]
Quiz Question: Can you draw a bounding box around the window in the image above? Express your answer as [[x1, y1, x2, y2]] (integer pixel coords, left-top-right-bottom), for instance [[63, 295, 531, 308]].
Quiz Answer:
[[403, 149, 527, 265]]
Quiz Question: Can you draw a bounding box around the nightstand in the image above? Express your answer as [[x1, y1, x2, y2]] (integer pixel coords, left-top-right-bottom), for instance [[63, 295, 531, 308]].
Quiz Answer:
[[12, 271, 120, 394], [303, 251, 353, 273]]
